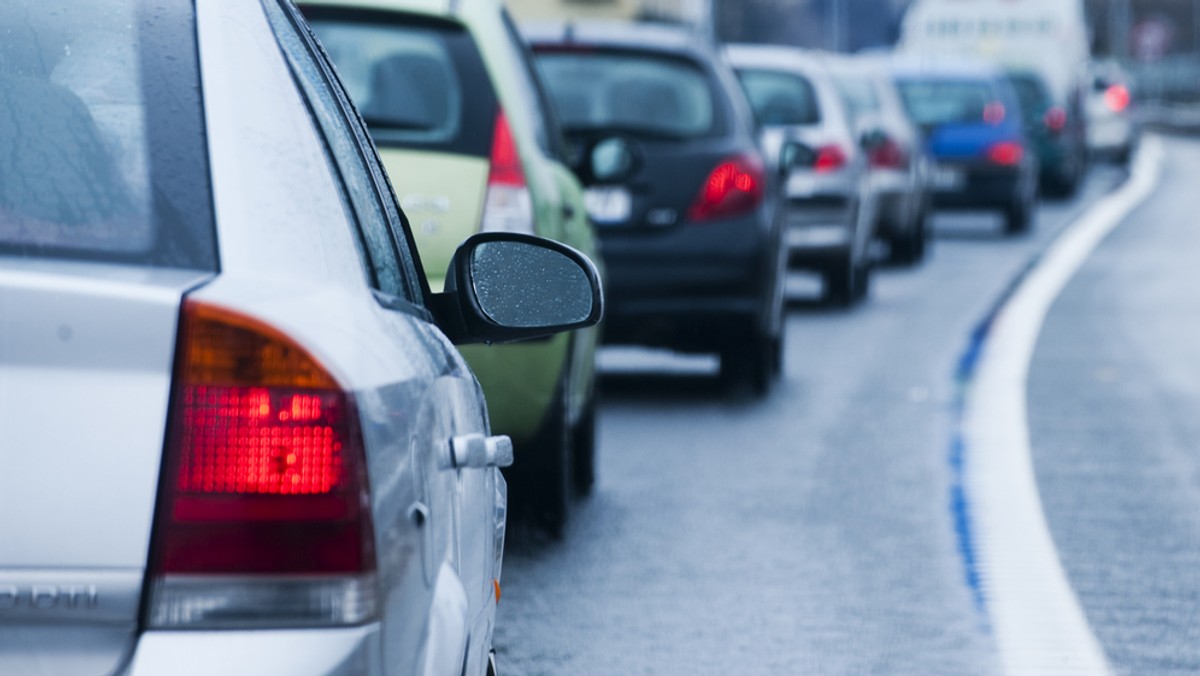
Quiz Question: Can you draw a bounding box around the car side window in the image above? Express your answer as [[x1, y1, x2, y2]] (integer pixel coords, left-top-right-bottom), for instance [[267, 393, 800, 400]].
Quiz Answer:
[[261, 0, 428, 307]]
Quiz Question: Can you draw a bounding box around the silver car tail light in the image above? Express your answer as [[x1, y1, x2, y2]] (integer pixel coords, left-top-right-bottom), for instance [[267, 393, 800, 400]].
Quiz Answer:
[[146, 300, 378, 628]]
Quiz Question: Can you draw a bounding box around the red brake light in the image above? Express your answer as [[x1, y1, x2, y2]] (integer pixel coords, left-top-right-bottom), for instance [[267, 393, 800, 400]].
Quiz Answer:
[[868, 138, 908, 169], [148, 300, 376, 628], [1105, 84, 1130, 113], [814, 145, 848, 173], [1044, 107, 1067, 133], [687, 154, 765, 222], [983, 102, 1006, 125], [482, 110, 535, 234], [986, 140, 1024, 166]]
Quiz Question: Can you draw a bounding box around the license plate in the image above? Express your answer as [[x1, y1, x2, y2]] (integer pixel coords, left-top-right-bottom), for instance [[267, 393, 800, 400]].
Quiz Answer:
[[583, 186, 632, 225], [932, 165, 965, 191]]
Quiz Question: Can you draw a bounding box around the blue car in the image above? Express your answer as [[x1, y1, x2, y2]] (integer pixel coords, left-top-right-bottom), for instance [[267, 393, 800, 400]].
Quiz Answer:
[[892, 60, 1039, 235]]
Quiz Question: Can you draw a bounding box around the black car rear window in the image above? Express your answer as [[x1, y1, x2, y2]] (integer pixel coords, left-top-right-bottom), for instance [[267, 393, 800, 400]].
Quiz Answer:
[[897, 78, 1002, 126], [735, 68, 822, 126], [536, 50, 718, 140], [0, 0, 215, 270], [306, 10, 498, 158]]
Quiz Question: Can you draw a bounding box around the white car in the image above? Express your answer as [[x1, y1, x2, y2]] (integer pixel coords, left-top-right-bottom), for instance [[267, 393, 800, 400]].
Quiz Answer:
[[0, 1, 601, 676], [1086, 59, 1138, 163]]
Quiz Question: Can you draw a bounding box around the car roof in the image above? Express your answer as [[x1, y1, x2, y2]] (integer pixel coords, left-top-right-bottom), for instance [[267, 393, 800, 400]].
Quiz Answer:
[[722, 43, 834, 74], [522, 20, 713, 59], [888, 55, 1004, 81]]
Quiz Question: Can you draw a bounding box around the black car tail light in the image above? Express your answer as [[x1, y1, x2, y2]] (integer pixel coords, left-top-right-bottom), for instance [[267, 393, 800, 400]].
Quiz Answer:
[[147, 299, 377, 629], [687, 154, 765, 222]]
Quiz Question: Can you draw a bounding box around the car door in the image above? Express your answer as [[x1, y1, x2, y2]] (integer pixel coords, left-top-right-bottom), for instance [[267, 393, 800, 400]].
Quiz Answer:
[[258, 2, 503, 674]]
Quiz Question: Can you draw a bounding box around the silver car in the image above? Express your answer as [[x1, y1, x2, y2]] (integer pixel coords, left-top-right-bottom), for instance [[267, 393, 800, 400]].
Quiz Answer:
[[0, 1, 601, 675], [829, 55, 933, 265], [726, 44, 879, 306]]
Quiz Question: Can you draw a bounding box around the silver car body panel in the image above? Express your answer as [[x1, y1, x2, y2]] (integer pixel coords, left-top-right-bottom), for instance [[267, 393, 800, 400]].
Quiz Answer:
[[0, 261, 208, 676], [2, 0, 502, 674]]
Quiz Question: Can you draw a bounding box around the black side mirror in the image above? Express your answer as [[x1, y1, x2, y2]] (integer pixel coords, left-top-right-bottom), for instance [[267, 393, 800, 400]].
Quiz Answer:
[[431, 233, 604, 345], [778, 140, 816, 175]]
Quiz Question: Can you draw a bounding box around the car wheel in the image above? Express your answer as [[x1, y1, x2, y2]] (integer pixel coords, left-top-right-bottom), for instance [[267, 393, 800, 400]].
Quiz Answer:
[[571, 389, 597, 496], [824, 256, 857, 306], [1004, 198, 1033, 236], [721, 327, 772, 397], [891, 225, 925, 265], [528, 384, 572, 539]]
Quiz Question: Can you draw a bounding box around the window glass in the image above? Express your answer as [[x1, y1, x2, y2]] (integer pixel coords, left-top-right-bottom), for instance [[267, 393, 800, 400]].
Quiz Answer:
[[263, 0, 421, 303], [537, 51, 718, 140], [736, 68, 822, 126], [0, 0, 215, 270], [307, 13, 497, 158], [897, 79, 1001, 125], [834, 75, 881, 117], [1006, 72, 1051, 116]]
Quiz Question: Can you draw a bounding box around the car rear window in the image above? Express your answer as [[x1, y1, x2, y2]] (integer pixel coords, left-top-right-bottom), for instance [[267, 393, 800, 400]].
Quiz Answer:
[[897, 78, 1002, 126], [536, 50, 718, 140], [0, 0, 215, 270], [1007, 72, 1052, 115], [735, 68, 822, 126], [306, 11, 497, 158], [833, 75, 881, 117]]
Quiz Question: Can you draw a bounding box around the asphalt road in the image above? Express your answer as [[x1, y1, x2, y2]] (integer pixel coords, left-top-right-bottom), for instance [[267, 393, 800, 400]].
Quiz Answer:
[[1029, 136, 1200, 675], [492, 140, 1174, 675]]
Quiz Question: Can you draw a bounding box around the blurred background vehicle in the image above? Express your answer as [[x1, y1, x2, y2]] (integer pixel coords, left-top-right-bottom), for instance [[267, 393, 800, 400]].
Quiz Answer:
[[1086, 58, 1139, 164], [526, 21, 787, 395], [830, 54, 933, 265], [0, 1, 601, 675], [1004, 68, 1089, 196], [899, 0, 1090, 197], [893, 60, 1040, 235], [301, 0, 603, 537], [726, 45, 879, 301]]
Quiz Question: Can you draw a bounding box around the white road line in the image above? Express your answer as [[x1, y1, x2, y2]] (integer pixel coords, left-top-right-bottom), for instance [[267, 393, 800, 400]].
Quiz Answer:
[[964, 135, 1164, 675]]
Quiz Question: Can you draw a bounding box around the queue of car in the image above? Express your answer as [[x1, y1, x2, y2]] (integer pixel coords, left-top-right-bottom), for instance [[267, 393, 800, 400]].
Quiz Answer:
[[0, 1, 1140, 675]]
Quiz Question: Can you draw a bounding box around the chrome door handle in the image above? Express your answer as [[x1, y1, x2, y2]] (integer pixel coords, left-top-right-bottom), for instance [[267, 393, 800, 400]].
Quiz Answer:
[[449, 433, 514, 469]]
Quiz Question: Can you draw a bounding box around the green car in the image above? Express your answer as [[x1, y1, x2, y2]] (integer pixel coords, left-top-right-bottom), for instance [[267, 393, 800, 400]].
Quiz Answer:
[[301, 0, 602, 535]]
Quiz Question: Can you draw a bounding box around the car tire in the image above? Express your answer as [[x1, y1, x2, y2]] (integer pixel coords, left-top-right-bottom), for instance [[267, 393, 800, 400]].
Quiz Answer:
[[891, 225, 925, 265], [825, 256, 856, 306], [1004, 198, 1033, 236], [527, 383, 572, 539], [571, 389, 597, 497], [721, 327, 772, 397]]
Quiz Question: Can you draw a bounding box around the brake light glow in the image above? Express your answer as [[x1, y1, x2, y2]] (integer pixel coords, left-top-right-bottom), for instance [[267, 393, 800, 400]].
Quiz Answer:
[[687, 154, 765, 222], [814, 145, 848, 173], [1044, 107, 1067, 133], [986, 140, 1024, 166], [868, 138, 908, 170], [148, 300, 377, 629], [1105, 84, 1130, 113], [482, 110, 535, 234], [983, 102, 1006, 125]]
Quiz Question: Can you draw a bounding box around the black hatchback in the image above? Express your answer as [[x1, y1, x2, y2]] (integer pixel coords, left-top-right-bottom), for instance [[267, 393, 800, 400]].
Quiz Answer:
[[525, 22, 786, 395]]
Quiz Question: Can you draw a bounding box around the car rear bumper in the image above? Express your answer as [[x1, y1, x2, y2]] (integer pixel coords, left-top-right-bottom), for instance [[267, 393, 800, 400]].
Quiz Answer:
[[782, 196, 855, 265], [931, 163, 1025, 209], [123, 625, 381, 675], [598, 211, 776, 351]]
